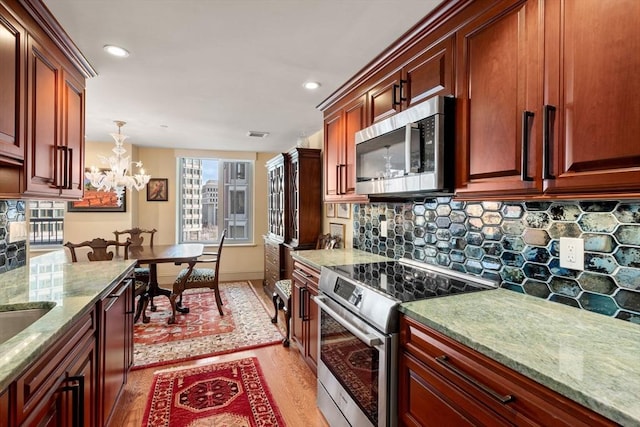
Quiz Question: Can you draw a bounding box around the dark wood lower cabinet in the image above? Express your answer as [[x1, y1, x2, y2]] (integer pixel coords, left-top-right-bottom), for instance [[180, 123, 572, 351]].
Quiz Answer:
[[399, 316, 616, 427], [15, 309, 96, 426], [291, 259, 319, 375], [99, 277, 134, 426], [3, 272, 134, 426]]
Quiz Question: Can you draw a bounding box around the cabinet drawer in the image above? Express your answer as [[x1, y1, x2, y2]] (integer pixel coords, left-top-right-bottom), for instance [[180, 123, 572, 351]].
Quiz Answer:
[[16, 309, 95, 424], [400, 316, 615, 427], [292, 260, 319, 289]]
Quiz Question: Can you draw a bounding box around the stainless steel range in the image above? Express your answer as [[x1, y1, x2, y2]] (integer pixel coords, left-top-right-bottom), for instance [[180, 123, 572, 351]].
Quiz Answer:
[[315, 258, 497, 427]]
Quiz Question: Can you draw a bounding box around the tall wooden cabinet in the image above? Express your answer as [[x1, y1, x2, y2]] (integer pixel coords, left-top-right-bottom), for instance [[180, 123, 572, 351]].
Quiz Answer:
[[264, 147, 321, 295]]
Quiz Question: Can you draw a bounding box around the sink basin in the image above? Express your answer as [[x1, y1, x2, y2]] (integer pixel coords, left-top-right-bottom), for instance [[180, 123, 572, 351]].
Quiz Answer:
[[0, 302, 56, 345]]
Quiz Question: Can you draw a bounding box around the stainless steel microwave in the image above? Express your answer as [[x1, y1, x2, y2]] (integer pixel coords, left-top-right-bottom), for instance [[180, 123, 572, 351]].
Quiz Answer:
[[355, 95, 454, 198]]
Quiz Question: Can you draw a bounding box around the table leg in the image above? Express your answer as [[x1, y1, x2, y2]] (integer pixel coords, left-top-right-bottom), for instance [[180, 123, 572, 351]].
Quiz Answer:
[[147, 263, 171, 312]]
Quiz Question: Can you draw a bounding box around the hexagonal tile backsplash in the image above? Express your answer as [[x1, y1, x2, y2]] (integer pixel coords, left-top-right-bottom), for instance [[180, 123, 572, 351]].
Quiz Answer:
[[354, 198, 640, 324], [0, 200, 27, 273]]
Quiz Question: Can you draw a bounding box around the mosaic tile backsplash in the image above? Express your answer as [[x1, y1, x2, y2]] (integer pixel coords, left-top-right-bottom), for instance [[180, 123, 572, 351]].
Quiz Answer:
[[353, 198, 640, 324], [0, 200, 27, 273]]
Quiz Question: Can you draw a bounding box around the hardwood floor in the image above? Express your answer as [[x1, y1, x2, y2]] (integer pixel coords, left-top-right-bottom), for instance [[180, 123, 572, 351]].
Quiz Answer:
[[109, 280, 329, 426]]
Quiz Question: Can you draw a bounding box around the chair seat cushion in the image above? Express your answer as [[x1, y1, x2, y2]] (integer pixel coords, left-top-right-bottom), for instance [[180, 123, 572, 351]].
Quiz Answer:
[[275, 279, 292, 297], [174, 268, 215, 284], [135, 266, 150, 277]]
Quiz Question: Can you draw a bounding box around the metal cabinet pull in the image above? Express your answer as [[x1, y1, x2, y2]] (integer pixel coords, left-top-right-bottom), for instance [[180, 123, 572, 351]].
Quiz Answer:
[[67, 148, 74, 189], [435, 355, 513, 404], [61, 375, 85, 426], [521, 110, 534, 181], [392, 83, 400, 106], [543, 105, 556, 179], [399, 79, 407, 102]]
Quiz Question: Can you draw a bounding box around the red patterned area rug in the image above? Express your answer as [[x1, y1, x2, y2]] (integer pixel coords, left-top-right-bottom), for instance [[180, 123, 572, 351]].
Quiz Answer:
[[142, 357, 286, 426], [133, 281, 283, 369]]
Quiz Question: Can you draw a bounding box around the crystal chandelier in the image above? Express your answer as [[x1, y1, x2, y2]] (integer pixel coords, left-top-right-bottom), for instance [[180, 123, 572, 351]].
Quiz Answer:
[[85, 120, 151, 206]]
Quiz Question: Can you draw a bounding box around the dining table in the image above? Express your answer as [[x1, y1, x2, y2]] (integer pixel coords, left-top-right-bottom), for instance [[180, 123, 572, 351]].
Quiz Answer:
[[128, 243, 204, 314]]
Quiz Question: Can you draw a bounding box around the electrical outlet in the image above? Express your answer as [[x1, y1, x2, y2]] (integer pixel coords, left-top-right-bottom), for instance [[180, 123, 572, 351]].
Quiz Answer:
[[559, 237, 584, 270], [380, 220, 388, 238]]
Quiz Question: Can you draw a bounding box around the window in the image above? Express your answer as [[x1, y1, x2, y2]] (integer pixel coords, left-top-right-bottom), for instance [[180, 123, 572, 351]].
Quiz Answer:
[[29, 201, 65, 246], [178, 157, 253, 244]]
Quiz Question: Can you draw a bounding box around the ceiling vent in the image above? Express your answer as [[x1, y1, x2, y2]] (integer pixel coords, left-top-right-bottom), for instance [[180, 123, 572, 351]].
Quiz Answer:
[[247, 131, 270, 138]]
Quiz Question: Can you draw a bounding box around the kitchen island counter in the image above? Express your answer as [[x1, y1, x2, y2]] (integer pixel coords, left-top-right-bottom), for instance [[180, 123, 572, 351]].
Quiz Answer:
[[0, 250, 136, 390], [400, 288, 640, 426]]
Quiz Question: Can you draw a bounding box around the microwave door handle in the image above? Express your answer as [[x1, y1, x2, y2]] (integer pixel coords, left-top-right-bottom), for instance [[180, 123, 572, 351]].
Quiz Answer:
[[405, 124, 412, 174]]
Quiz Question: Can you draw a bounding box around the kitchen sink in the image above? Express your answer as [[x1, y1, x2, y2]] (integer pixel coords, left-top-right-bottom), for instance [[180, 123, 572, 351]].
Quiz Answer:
[[0, 302, 56, 345]]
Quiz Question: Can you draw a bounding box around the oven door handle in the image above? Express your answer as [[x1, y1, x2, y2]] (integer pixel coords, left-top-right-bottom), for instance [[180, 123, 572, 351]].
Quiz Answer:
[[313, 295, 383, 347]]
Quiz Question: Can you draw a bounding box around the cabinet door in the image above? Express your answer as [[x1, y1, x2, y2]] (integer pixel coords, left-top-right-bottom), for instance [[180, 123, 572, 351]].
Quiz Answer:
[[60, 71, 85, 198], [404, 36, 454, 109], [291, 278, 305, 351], [100, 278, 133, 426], [368, 71, 403, 124], [543, 0, 640, 195], [323, 110, 342, 199], [343, 96, 367, 201], [0, 387, 8, 427], [0, 6, 25, 163], [24, 35, 61, 198], [455, 0, 542, 198], [305, 284, 319, 375], [66, 335, 97, 427]]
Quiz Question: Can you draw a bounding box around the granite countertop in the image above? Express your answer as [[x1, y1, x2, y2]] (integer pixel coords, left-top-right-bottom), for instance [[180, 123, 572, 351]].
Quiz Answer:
[[291, 248, 392, 270], [400, 289, 640, 426], [0, 250, 136, 390]]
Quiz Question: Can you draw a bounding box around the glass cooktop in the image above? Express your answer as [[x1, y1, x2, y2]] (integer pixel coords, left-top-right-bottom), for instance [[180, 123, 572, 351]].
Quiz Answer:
[[326, 259, 496, 303]]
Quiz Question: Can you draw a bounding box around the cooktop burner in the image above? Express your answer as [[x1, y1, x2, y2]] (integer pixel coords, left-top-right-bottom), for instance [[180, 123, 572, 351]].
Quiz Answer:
[[327, 258, 496, 303]]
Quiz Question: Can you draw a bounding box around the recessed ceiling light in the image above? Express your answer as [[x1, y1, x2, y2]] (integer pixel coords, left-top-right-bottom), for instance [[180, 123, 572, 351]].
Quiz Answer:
[[103, 44, 130, 58], [303, 81, 321, 90]]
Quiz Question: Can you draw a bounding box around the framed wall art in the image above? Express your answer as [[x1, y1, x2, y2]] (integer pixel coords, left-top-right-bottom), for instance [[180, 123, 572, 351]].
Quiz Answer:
[[329, 222, 345, 243], [337, 203, 350, 219], [326, 203, 335, 218], [147, 178, 168, 201], [67, 170, 126, 212]]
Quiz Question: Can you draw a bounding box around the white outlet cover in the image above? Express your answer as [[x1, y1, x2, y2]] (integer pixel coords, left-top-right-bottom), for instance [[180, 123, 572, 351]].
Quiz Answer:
[[559, 237, 584, 270], [380, 220, 388, 238]]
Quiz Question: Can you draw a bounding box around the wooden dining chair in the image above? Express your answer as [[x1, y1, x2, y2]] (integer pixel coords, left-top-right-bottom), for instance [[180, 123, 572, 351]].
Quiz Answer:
[[114, 227, 157, 320], [167, 229, 226, 324], [64, 238, 150, 323]]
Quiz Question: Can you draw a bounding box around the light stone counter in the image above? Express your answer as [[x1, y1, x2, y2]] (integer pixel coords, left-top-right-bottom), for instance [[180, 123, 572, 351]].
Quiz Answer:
[[291, 248, 392, 270], [0, 250, 136, 390], [400, 288, 640, 426]]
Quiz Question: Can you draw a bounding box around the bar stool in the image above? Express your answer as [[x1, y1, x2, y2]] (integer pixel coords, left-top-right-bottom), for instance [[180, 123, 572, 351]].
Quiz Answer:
[[271, 279, 292, 347]]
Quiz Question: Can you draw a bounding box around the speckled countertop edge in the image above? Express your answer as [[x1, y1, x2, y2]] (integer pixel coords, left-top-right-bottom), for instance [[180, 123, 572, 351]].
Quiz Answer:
[[400, 289, 640, 426], [0, 250, 136, 390]]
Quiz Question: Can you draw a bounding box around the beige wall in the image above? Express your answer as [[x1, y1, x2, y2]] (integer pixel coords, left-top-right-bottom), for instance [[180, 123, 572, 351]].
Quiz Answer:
[[64, 140, 277, 285]]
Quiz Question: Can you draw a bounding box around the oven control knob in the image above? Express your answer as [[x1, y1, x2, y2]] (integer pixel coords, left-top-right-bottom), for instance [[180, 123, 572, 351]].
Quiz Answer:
[[353, 293, 362, 307]]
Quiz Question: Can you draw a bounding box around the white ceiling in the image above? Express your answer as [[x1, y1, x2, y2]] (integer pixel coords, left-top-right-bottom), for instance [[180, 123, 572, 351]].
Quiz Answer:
[[43, 0, 442, 153]]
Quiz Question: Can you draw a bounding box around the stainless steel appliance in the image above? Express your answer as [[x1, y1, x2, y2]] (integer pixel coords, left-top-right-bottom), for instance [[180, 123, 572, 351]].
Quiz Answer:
[[355, 96, 454, 198], [315, 258, 497, 427]]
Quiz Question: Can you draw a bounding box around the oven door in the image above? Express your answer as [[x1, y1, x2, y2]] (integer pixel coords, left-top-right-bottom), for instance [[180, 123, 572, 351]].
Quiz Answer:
[[314, 294, 396, 427]]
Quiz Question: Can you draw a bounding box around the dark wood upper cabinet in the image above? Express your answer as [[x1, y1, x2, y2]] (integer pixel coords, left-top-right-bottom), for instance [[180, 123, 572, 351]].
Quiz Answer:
[[368, 36, 455, 125], [0, 4, 25, 164], [323, 95, 368, 202], [0, 0, 92, 200], [542, 0, 640, 195], [454, 0, 542, 198]]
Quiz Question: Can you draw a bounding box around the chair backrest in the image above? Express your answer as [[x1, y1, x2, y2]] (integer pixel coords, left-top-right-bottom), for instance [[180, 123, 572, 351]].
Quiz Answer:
[[64, 238, 131, 262], [316, 233, 341, 249], [113, 227, 157, 248], [211, 229, 226, 278]]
